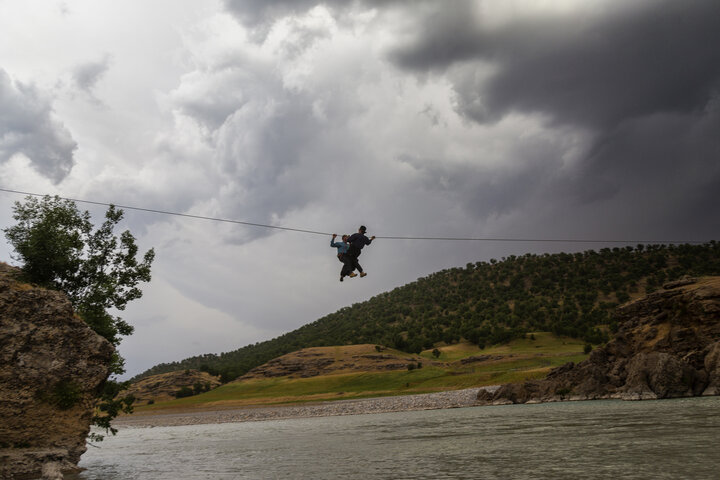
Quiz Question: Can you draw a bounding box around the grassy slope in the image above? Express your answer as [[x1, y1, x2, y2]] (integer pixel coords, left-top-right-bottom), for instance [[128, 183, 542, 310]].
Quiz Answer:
[[131, 332, 587, 413]]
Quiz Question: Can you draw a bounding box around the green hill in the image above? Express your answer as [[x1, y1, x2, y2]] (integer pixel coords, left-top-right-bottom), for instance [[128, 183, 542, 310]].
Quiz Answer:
[[132, 242, 720, 383], [130, 337, 589, 411]]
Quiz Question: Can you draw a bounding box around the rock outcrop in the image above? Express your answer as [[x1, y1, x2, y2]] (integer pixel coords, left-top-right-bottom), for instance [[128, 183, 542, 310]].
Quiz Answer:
[[0, 263, 115, 479], [240, 344, 429, 380], [121, 369, 221, 404], [477, 276, 720, 405]]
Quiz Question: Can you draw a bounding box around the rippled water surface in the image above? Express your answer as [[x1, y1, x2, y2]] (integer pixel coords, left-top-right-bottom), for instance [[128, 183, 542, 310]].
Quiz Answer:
[[68, 396, 720, 479]]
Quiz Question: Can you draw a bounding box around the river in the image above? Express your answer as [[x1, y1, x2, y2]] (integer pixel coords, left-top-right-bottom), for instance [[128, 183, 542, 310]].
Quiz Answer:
[[68, 396, 720, 479]]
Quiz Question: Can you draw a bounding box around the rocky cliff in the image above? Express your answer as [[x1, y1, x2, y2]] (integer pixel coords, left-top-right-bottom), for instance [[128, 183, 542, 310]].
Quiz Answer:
[[0, 263, 115, 479], [477, 277, 720, 405]]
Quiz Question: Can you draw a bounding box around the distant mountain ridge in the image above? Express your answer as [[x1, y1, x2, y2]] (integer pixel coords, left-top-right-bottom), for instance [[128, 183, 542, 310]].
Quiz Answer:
[[133, 242, 720, 383]]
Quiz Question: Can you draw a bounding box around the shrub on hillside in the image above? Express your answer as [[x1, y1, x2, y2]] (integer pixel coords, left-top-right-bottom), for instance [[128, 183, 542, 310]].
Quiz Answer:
[[174, 386, 194, 398]]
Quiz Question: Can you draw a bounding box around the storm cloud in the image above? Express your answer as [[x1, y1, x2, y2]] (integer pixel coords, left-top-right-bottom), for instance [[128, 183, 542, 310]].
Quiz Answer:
[[390, 0, 720, 128], [384, 0, 720, 240], [0, 69, 77, 182]]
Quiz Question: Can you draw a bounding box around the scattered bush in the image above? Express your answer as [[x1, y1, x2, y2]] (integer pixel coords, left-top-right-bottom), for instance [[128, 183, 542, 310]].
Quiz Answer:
[[556, 387, 571, 397], [193, 382, 213, 395], [174, 386, 194, 398], [42, 379, 82, 410]]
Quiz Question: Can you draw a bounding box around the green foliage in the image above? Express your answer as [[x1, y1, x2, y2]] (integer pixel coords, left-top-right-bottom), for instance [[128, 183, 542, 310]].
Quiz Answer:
[[432, 348, 441, 358], [42, 379, 82, 410], [133, 242, 720, 383], [90, 372, 135, 442], [556, 387, 571, 397], [584, 343, 593, 354], [174, 386, 194, 398], [193, 382, 212, 395], [4, 195, 154, 347], [199, 364, 220, 376]]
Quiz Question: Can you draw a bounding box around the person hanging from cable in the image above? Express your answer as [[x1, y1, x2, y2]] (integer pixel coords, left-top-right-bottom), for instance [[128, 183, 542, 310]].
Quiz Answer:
[[345, 225, 375, 278], [331, 233, 356, 282]]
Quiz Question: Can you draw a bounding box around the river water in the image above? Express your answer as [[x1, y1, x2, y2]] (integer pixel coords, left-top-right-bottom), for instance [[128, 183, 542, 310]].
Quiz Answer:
[[68, 396, 719, 480]]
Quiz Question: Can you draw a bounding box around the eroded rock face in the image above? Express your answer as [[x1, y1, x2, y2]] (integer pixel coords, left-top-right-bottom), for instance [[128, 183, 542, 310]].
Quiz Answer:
[[0, 263, 115, 479], [477, 277, 720, 406]]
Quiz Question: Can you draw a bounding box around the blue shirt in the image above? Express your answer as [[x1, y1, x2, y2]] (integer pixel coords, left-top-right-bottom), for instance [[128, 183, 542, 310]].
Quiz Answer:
[[331, 239, 348, 255]]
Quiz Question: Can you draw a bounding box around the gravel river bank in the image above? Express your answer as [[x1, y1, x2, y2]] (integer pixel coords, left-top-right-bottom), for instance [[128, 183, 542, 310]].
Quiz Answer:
[[113, 386, 500, 428]]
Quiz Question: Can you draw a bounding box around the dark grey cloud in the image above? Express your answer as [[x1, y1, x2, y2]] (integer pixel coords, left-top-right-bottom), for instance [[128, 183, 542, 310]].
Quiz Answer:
[[222, 0, 335, 41], [72, 56, 111, 97], [404, 104, 720, 242], [391, 1, 720, 129], [223, 0, 330, 28], [0, 69, 77, 182], [399, 134, 566, 222], [386, 0, 720, 242], [222, 0, 430, 40], [569, 108, 720, 240]]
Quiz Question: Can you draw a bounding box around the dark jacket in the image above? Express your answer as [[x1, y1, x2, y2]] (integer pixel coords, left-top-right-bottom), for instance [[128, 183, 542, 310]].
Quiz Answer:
[[347, 233, 372, 251]]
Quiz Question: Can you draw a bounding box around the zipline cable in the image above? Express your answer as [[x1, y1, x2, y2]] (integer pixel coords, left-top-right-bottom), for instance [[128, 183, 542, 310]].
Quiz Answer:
[[0, 187, 329, 236], [0, 187, 710, 245]]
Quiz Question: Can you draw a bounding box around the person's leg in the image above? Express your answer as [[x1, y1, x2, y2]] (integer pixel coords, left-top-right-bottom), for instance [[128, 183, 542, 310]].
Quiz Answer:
[[351, 247, 367, 276], [338, 255, 346, 281], [344, 246, 359, 276], [353, 256, 363, 274], [340, 255, 354, 278]]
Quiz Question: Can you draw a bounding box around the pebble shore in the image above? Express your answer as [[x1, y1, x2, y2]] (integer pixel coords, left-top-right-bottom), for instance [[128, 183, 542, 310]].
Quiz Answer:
[[113, 386, 500, 428]]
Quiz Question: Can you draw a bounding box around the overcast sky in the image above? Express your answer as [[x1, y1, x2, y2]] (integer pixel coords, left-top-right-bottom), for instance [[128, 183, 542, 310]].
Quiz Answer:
[[1, 0, 719, 379]]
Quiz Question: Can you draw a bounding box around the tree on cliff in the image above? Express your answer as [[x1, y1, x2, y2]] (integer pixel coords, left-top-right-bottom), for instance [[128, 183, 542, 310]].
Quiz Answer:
[[4, 195, 155, 438], [4, 195, 154, 346]]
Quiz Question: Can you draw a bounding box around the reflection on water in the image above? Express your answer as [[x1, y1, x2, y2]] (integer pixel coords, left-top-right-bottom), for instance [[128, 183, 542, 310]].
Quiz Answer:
[[67, 396, 720, 480]]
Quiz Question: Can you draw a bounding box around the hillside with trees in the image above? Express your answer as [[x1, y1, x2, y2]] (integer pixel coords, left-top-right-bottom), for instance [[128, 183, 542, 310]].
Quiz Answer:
[[134, 242, 720, 383]]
